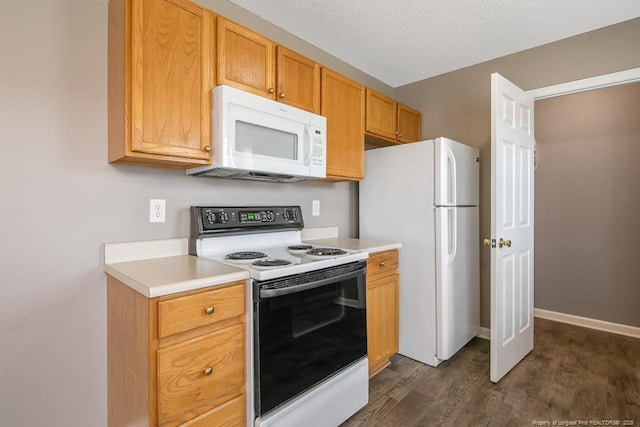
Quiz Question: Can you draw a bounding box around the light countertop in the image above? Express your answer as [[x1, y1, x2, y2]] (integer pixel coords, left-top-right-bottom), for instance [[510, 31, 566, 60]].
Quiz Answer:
[[103, 233, 400, 298], [304, 237, 401, 253], [104, 255, 248, 298]]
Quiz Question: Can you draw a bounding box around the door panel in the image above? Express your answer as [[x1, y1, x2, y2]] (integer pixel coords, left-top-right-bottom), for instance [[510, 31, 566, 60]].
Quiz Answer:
[[490, 73, 534, 383]]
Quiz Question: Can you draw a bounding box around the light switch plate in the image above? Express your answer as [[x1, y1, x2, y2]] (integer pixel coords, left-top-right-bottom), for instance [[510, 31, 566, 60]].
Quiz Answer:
[[312, 200, 320, 216]]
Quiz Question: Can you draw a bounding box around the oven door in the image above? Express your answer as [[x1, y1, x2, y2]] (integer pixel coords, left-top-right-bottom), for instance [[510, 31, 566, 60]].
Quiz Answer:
[[254, 261, 367, 417]]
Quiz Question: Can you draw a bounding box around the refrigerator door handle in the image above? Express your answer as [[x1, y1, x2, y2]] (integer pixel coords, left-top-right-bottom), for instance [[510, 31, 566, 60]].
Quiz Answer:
[[447, 207, 457, 263], [446, 148, 457, 206]]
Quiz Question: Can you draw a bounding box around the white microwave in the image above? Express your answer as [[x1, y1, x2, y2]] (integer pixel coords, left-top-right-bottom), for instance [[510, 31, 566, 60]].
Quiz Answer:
[[187, 85, 326, 182]]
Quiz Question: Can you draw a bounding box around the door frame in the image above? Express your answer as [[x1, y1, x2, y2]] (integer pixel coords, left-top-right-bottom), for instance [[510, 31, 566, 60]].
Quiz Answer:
[[527, 67, 640, 100]]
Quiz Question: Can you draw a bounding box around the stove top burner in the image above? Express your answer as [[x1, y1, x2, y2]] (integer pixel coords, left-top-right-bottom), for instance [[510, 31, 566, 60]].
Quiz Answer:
[[225, 251, 268, 260], [252, 258, 293, 267], [287, 244, 313, 251], [306, 247, 347, 256]]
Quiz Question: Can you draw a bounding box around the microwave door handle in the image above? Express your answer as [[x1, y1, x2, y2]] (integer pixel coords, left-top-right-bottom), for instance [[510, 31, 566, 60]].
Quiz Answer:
[[304, 126, 312, 165]]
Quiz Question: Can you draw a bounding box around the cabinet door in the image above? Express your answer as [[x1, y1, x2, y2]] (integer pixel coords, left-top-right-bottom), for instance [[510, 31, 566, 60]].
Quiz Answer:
[[130, 0, 213, 161], [186, 395, 245, 427], [157, 323, 245, 426], [365, 88, 397, 141], [276, 46, 321, 113], [397, 103, 422, 143], [321, 68, 365, 181], [217, 18, 275, 99], [367, 273, 399, 375]]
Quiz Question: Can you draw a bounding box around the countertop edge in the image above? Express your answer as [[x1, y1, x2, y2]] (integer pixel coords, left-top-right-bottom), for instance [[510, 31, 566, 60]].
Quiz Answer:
[[104, 256, 250, 298], [144, 271, 250, 297], [303, 237, 401, 254]]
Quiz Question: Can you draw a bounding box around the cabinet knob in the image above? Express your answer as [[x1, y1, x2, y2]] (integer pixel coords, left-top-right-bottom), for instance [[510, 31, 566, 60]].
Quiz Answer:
[[204, 306, 215, 315], [203, 145, 211, 153], [203, 366, 213, 376], [268, 88, 275, 94], [379, 261, 386, 267], [398, 133, 403, 138], [279, 92, 285, 99]]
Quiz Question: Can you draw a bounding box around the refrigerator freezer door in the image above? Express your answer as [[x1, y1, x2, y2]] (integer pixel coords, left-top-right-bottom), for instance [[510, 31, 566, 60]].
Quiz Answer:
[[435, 137, 479, 206], [435, 206, 480, 361]]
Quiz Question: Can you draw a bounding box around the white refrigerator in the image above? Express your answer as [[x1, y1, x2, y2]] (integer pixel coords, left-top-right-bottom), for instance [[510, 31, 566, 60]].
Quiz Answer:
[[359, 137, 480, 367]]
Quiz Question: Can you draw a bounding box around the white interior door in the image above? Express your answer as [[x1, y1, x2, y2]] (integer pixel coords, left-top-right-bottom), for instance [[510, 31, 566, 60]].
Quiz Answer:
[[490, 73, 535, 383]]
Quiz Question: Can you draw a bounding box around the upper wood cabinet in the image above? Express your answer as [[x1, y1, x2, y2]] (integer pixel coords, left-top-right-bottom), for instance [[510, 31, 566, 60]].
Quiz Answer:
[[108, 0, 215, 167], [321, 68, 365, 181], [276, 46, 321, 113], [397, 103, 422, 143], [365, 89, 397, 140], [217, 17, 276, 98], [365, 88, 422, 146], [217, 18, 321, 113]]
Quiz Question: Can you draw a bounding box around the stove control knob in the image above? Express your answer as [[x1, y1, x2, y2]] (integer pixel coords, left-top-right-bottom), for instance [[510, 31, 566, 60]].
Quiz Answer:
[[219, 212, 229, 223], [267, 211, 275, 221], [205, 212, 215, 224], [283, 210, 290, 220]]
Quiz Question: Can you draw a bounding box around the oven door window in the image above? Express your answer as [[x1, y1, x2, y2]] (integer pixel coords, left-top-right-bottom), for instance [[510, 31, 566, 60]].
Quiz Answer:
[[255, 270, 367, 416]]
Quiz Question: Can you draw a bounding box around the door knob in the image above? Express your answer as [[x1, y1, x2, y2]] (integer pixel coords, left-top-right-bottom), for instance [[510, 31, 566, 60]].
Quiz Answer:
[[483, 238, 495, 248], [499, 238, 512, 248]]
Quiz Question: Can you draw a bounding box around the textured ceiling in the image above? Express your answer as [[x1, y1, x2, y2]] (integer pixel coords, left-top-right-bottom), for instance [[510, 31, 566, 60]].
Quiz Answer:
[[227, 0, 640, 88]]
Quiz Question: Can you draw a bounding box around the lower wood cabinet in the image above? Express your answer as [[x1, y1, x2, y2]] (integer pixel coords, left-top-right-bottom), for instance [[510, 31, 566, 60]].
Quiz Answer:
[[366, 249, 399, 377], [107, 277, 246, 427]]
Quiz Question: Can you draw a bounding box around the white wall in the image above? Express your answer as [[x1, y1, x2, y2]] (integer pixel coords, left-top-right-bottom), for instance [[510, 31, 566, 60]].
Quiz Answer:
[[0, 1, 359, 425]]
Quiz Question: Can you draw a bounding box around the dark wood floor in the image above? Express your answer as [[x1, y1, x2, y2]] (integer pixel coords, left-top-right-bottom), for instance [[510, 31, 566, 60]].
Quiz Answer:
[[342, 318, 640, 426]]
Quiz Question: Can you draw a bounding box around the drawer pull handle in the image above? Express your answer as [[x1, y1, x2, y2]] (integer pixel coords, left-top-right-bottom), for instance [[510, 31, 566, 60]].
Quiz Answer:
[[379, 261, 386, 267], [204, 306, 215, 315], [203, 366, 213, 376]]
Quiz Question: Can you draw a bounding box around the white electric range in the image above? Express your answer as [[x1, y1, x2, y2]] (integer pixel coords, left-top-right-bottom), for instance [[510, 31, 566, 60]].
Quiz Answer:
[[190, 206, 369, 427]]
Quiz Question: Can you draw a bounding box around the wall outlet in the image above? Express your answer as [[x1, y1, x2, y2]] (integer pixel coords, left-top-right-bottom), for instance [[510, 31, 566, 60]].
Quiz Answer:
[[312, 200, 320, 216], [149, 199, 166, 223]]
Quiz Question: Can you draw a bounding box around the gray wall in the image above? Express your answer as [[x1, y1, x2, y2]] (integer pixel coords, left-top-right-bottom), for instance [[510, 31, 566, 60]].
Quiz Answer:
[[0, 0, 382, 425], [395, 18, 640, 328], [535, 82, 640, 327]]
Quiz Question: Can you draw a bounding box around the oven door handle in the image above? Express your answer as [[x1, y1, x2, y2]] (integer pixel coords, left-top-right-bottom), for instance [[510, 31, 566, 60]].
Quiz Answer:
[[258, 269, 365, 299]]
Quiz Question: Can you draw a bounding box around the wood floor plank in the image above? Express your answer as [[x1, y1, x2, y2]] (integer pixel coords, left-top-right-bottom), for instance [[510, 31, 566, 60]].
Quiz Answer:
[[342, 318, 640, 426]]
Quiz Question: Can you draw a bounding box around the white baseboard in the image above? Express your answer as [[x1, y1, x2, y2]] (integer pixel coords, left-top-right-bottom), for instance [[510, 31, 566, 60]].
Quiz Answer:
[[534, 308, 640, 339], [476, 327, 490, 340], [474, 311, 640, 340]]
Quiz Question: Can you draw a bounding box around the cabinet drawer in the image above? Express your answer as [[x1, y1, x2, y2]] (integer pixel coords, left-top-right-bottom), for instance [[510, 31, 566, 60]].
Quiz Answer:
[[158, 282, 245, 338], [184, 394, 245, 427], [367, 249, 398, 277], [157, 323, 245, 426]]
